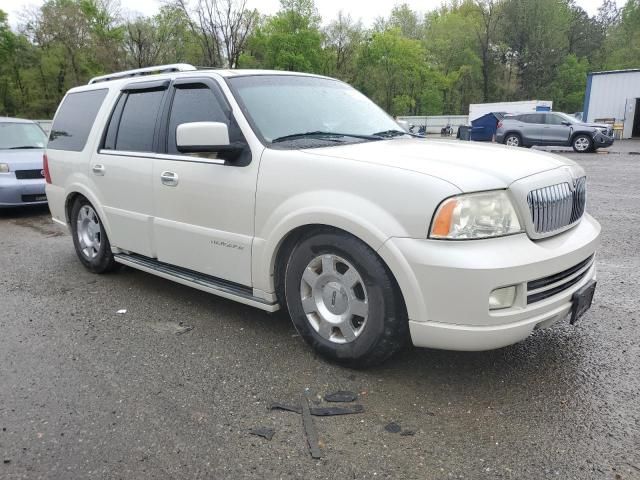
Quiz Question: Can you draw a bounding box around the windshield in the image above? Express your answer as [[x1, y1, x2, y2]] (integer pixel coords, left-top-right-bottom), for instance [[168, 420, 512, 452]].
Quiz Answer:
[[0, 122, 47, 149], [227, 75, 402, 146]]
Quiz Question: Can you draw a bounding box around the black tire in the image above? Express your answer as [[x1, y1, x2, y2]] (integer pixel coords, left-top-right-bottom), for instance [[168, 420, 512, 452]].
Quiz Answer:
[[70, 197, 118, 273], [283, 229, 408, 368], [504, 133, 523, 147], [572, 134, 594, 153]]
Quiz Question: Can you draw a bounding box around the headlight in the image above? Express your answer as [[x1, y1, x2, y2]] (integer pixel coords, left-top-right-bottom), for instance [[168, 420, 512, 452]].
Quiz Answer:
[[0, 163, 9, 173], [430, 190, 523, 240]]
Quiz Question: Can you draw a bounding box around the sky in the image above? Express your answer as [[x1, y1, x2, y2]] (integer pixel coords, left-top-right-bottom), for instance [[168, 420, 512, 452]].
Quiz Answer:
[[0, 0, 619, 28]]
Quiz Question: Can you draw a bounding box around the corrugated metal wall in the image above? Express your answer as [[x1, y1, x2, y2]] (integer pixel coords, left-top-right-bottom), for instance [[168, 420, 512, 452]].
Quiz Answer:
[[586, 71, 640, 138]]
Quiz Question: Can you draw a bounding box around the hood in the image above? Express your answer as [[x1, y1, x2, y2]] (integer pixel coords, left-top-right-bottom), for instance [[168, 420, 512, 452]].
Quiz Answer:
[[0, 148, 45, 171], [582, 122, 609, 129], [302, 138, 577, 192]]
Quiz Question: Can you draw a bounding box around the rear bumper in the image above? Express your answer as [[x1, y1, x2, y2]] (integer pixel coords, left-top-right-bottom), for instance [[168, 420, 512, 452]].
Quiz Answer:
[[381, 214, 600, 351], [0, 174, 47, 207]]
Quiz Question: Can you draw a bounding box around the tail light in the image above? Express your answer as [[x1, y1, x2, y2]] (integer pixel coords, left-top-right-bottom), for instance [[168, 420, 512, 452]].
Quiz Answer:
[[497, 121, 503, 129], [43, 153, 52, 184]]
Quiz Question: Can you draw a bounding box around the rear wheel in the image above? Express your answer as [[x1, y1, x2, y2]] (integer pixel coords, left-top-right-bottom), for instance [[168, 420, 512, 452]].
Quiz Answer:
[[283, 230, 408, 367], [572, 134, 593, 153], [504, 133, 522, 147], [70, 197, 118, 273]]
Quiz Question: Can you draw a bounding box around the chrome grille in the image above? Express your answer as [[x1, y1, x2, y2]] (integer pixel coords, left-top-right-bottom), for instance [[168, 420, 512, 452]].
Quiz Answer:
[[527, 177, 586, 234]]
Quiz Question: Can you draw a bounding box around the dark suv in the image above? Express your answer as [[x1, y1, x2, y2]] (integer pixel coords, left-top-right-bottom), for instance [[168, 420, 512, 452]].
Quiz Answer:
[[496, 112, 614, 153]]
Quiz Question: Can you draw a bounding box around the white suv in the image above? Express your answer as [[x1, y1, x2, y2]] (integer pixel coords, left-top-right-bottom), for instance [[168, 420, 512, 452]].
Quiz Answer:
[[45, 64, 600, 367]]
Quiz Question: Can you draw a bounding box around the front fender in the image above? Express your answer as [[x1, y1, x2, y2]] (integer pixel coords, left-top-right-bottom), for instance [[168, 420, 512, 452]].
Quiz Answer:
[[252, 190, 409, 294]]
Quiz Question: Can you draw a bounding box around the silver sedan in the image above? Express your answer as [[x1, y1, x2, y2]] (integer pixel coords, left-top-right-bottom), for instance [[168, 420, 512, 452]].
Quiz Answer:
[[0, 117, 48, 207]]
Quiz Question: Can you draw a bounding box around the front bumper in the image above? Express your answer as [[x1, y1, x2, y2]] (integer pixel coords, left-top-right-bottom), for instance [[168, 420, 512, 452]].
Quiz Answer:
[[380, 214, 600, 351], [593, 131, 614, 148], [0, 174, 47, 207]]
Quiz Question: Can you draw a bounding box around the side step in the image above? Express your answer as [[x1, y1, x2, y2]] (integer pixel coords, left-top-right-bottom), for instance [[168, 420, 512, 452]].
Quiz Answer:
[[114, 253, 279, 312]]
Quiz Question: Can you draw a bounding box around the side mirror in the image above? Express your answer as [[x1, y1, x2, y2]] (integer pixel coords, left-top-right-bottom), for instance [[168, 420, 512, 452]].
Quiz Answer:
[[176, 121, 244, 160], [561, 121, 572, 126]]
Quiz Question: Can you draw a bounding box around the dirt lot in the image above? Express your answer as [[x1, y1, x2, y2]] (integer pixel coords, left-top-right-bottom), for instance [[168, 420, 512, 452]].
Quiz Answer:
[[1, 141, 639, 479]]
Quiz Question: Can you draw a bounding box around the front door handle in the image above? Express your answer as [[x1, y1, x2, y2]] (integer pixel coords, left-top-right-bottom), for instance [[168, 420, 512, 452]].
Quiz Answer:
[[92, 164, 105, 176], [160, 171, 179, 187]]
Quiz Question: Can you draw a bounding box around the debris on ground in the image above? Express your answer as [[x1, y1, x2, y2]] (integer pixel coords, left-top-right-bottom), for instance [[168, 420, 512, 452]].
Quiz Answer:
[[175, 322, 194, 335], [310, 405, 364, 416], [270, 402, 364, 416], [324, 390, 358, 403], [270, 402, 302, 414], [249, 427, 275, 441], [384, 421, 402, 433], [400, 429, 416, 436], [301, 395, 322, 459], [116, 309, 127, 314]]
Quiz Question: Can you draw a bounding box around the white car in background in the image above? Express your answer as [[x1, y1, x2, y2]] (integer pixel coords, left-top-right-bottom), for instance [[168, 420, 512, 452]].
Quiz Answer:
[[45, 64, 600, 367]]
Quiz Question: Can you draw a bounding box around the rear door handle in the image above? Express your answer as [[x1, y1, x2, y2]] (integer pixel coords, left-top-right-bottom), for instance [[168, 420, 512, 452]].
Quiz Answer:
[[160, 171, 179, 187], [92, 164, 105, 175]]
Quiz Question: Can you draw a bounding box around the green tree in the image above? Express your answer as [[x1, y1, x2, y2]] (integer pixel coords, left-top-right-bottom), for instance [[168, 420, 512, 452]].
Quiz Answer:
[[240, 0, 323, 72]]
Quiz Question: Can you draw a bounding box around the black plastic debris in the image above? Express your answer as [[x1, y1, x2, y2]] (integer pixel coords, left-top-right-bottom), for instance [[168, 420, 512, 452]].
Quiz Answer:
[[384, 421, 402, 433], [324, 390, 358, 403], [400, 429, 416, 436], [270, 402, 364, 416], [270, 402, 302, 414], [310, 405, 364, 416], [249, 427, 275, 441]]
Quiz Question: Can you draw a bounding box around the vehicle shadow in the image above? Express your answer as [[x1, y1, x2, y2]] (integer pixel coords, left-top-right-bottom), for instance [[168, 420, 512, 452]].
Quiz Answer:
[[0, 204, 50, 219]]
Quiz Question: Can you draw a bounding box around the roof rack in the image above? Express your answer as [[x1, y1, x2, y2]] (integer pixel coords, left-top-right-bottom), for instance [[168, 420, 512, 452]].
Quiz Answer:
[[88, 64, 197, 85]]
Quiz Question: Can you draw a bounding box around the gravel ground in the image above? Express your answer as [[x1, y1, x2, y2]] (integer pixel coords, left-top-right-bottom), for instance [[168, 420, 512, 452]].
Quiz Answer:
[[1, 141, 639, 480]]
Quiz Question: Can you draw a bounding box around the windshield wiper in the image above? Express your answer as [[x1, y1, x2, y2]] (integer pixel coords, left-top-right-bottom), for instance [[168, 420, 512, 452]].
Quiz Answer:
[[9, 146, 41, 149], [372, 129, 422, 138], [271, 131, 383, 143]]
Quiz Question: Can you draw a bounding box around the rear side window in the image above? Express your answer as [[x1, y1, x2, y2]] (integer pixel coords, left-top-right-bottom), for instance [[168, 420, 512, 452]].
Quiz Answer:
[[521, 114, 545, 124], [48, 89, 108, 151], [112, 90, 165, 152]]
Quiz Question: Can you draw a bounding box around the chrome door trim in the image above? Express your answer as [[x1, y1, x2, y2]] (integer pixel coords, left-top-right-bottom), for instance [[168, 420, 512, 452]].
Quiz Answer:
[[98, 149, 225, 165]]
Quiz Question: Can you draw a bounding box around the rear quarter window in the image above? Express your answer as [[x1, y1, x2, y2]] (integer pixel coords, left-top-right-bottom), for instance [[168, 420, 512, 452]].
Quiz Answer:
[[48, 89, 108, 151]]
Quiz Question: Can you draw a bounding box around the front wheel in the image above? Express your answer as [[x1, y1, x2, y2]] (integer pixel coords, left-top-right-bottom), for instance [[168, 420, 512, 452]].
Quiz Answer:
[[572, 134, 593, 153], [283, 230, 408, 367], [70, 198, 118, 273]]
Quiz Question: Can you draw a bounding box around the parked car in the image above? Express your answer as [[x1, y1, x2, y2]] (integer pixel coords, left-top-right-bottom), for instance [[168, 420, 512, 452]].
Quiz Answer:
[[45, 65, 600, 366], [0, 117, 48, 207], [496, 111, 614, 152]]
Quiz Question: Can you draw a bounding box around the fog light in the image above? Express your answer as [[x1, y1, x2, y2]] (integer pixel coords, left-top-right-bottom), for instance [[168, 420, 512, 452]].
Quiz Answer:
[[0, 163, 9, 173], [489, 286, 516, 310]]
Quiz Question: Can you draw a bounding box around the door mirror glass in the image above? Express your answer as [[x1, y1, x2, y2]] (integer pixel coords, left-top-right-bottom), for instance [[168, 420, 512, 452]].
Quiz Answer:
[[176, 121, 230, 153]]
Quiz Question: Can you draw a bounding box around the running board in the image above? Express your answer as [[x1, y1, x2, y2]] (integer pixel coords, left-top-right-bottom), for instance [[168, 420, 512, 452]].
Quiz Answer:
[[114, 253, 279, 312]]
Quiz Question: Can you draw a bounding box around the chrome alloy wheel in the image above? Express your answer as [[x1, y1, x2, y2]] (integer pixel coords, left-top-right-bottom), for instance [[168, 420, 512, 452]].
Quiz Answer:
[[76, 205, 102, 259], [299, 254, 369, 344], [505, 135, 520, 147], [574, 136, 590, 152]]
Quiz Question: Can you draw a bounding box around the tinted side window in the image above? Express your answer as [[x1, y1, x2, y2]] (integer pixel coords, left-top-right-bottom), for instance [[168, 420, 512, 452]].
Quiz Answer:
[[167, 86, 228, 154], [522, 114, 545, 124], [49, 89, 108, 151], [166, 84, 245, 155], [545, 114, 566, 125], [115, 90, 165, 152]]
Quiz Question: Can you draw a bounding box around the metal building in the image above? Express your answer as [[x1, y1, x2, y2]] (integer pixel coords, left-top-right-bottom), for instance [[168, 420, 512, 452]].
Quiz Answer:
[[583, 69, 640, 139]]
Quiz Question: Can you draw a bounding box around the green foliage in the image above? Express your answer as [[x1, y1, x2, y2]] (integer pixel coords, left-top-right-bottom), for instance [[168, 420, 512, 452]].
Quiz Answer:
[[0, 0, 639, 119], [605, 0, 640, 69]]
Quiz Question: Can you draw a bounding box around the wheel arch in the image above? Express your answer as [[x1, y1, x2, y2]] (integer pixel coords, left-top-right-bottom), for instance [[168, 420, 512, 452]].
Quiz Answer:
[[63, 184, 112, 237]]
